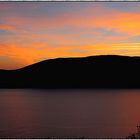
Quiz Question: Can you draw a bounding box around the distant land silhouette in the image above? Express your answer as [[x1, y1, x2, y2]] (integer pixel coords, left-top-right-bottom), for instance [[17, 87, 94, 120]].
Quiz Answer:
[[0, 55, 140, 88]]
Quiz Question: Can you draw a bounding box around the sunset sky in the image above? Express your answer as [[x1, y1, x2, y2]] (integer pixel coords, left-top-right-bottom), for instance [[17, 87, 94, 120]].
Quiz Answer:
[[0, 2, 140, 69]]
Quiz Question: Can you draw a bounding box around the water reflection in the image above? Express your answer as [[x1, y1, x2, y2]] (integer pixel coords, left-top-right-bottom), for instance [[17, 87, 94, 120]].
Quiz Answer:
[[0, 89, 139, 138]]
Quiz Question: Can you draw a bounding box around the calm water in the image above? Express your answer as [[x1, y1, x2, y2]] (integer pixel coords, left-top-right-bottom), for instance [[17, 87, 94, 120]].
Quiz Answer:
[[0, 89, 140, 138]]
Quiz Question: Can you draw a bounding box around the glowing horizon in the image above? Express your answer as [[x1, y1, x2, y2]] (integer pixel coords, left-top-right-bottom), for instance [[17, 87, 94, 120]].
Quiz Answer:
[[1, 2, 140, 69]]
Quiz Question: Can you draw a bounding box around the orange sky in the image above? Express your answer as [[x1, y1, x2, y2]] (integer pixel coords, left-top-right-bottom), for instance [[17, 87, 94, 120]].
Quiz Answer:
[[0, 2, 140, 69]]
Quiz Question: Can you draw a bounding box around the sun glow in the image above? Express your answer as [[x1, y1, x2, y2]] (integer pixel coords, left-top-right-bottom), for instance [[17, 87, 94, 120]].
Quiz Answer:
[[0, 2, 140, 69]]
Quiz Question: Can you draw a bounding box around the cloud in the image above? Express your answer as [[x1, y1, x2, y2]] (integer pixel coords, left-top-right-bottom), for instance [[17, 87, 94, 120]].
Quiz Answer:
[[1, 41, 140, 70], [0, 2, 140, 69], [0, 24, 16, 32], [1, 2, 140, 36]]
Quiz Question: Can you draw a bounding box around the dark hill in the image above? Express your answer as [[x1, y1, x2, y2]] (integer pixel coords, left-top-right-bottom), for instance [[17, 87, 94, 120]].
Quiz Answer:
[[0, 55, 140, 88]]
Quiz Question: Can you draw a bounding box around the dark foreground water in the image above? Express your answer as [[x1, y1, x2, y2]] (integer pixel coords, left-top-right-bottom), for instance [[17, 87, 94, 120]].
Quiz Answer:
[[0, 89, 140, 138]]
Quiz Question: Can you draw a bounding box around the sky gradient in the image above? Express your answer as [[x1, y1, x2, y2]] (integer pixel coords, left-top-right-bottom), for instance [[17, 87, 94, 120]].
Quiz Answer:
[[0, 2, 140, 69]]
